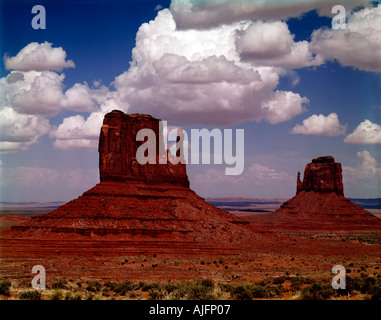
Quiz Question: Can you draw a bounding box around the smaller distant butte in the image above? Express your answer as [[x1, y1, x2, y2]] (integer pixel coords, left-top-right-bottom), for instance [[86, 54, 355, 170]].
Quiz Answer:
[[244, 156, 381, 231]]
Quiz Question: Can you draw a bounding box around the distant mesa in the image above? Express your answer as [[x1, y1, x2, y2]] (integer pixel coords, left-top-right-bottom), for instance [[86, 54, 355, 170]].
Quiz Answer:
[[296, 156, 343, 195], [2, 110, 261, 251], [244, 156, 381, 231]]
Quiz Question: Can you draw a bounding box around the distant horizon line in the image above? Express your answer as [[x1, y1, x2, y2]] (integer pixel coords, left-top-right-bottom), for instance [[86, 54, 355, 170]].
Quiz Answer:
[[1, 196, 381, 205]]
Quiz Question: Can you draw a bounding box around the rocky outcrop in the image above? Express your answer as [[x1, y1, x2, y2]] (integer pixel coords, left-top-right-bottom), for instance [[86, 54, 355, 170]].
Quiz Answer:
[[296, 172, 303, 194], [99, 111, 189, 187], [247, 156, 381, 231], [297, 156, 343, 195], [2, 110, 261, 249]]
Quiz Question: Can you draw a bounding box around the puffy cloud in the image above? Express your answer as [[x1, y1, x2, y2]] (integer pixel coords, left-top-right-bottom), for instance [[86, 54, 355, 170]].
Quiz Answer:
[[236, 20, 324, 68], [311, 5, 381, 72], [61, 83, 97, 112], [0, 54, 118, 152], [114, 9, 308, 126], [343, 150, 381, 181], [262, 90, 309, 125], [356, 150, 379, 179], [291, 113, 347, 136], [0, 107, 50, 152], [4, 41, 75, 71], [0, 42, 115, 151], [344, 120, 381, 144], [9, 71, 67, 115], [0, 41, 125, 151], [1, 70, 101, 116], [170, 0, 372, 30], [49, 86, 123, 150], [50, 112, 105, 150]]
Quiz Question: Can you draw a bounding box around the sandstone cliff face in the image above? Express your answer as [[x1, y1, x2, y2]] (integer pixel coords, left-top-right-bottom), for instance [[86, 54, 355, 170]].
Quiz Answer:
[[99, 110, 189, 187], [297, 156, 343, 195]]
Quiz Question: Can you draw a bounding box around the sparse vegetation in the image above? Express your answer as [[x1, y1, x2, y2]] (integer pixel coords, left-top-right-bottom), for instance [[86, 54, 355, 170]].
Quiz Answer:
[[19, 290, 42, 300], [51, 279, 68, 290], [1, 274, 380, 300], [0, 280, 12, 296], [300, 283, 336, 300], [50, 289, 63, 300]]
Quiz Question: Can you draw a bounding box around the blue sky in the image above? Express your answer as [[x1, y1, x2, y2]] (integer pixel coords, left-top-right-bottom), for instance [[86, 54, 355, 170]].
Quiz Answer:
[[0, 0, 380, 202]]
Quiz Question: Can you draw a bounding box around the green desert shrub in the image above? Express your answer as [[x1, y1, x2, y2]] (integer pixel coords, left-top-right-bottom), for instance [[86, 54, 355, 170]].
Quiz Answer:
[[102, 281, 118, 292], [51, 279, 68, 290], [251, 284, 281, 298], [289, 276, 315, 292], [137, 280, 150, 290], [64, 291, 73, 300], [200, 279, 214, 289], [114, 280, 135, 295], [300, 283, 336, 300], [50, 289, 63, 300], [148, 287, 166, 300], [148, 280, 216, 300], [178, 280, 216, 300], [232, 285, 252, 300], [128, 291, 141, 299], [86, 280, 102, 293], [183, 284, 212, 300], [19, 290, 42, 300], [345, 275, 380, 296], [0, 280, 12, 296], [73, 293, 82, 300]]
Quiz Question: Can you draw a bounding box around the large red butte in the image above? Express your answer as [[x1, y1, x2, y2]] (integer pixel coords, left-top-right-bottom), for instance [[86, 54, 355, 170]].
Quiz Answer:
[[3, 110, 259, 248]]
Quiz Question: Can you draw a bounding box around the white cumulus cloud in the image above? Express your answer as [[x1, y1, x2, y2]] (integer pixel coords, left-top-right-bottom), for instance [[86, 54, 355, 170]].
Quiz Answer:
[[4, 41, 75, 72], [343, 150, 381, 181], [114, 9, 308, 126], [236, 20, 324, 68], [0, 107, 50, 152], [344, 119, 381, 144], [50, 112, 105, 150], [311, 5, 381, 72], [0, 42, 119, 151], [1, 71, 105, 116], [291, 113, 347, 136], [170, 0, 372, 30]]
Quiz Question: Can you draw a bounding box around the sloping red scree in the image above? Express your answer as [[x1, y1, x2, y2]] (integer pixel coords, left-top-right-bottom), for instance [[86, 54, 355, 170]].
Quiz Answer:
[[245, 156, 381, 231]]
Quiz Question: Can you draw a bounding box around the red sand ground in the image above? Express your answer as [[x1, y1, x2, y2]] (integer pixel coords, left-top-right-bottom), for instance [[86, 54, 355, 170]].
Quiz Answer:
[[1, 211, 380, 284]]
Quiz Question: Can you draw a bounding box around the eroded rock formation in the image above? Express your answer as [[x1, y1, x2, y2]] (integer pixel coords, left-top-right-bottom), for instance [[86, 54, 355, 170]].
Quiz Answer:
[[246, 156, 381, 231], [99, 111, 189, 187], [2, 110, 260, 249], [297, 156, 343, 195]]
